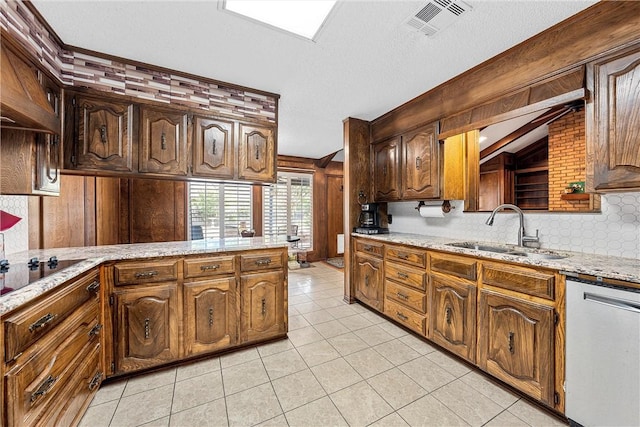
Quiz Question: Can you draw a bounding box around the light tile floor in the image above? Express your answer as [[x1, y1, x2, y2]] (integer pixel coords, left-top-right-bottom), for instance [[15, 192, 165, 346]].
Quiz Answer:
[[81, 262, 567, 427]]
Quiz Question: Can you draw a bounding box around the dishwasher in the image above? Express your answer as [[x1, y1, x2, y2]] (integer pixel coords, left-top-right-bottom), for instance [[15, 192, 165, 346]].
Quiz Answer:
[[565, 272, 640, 427]]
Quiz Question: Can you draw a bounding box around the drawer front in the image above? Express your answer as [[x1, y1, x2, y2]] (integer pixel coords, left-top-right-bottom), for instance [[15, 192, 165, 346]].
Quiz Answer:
[[429, 252, 477, 281], [4, 270, 100, 363], [385, 245, 427, 268], [355, 239, 383, 257], [482, 262, 555, 300], [385, 280, 426, 314], [5, 300, 100, 427], [114, 259, 179, 285], [385, 261, 426, 291], [37, 342, 102, 427], [184, 255, 236, 278], [240, 251, 284, 272], [384, 299, 426, 336]]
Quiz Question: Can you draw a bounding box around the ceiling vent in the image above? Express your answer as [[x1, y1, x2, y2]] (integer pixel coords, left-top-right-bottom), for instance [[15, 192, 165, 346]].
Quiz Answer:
[[405, 0, 472, 37]]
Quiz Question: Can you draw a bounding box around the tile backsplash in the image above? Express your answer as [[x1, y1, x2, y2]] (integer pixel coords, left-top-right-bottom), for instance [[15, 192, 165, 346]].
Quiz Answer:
[[0, 195, 29, 255], [388, 193, 640, 259]]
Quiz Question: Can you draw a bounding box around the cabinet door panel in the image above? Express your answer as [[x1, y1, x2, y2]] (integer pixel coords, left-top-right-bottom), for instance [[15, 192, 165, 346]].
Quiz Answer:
[[193, 117, 234, 178], [139, 108, 188, 175], [241, 271, 285, 342], [354, 253, 384, 311], [114, 283, 179, 373], [238, 123, 276, 182], [478, 290, 554, 405], [587, 44, 640, 191], [429, 274, 476, 362], [184, 278, 237, 356], [402, 122, 440, 199], [373, 136, 401, 201], [73, 95, 134, 172]]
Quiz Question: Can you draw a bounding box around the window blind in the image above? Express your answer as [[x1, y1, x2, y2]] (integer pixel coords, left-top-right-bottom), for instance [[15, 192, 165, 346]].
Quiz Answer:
[[263, 172, 313, 249], [188, 182, 252, 239]]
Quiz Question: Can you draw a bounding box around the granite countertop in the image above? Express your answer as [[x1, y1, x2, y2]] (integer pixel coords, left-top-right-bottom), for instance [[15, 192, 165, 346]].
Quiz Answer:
[[353, 232, 640, 285], [0, 237, 290, 315]]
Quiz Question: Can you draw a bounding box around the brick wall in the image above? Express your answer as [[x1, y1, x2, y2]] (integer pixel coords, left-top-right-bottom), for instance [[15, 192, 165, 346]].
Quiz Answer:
[[547, 109, 598, 211]]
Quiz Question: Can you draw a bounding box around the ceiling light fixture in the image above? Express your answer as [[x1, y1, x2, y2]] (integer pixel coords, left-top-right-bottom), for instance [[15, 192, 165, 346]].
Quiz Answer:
[[223, 0, 336, 40]]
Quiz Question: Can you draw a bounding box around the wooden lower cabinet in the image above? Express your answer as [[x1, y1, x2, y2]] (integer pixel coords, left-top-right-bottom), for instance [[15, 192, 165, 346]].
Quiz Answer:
[[241, 271, 285, 343], [184, 278, 237, 356], [478, 290, 555, 406], [354, 253, 384, 311], [429, 273, 476, 362], [113, 283, 180, 374]]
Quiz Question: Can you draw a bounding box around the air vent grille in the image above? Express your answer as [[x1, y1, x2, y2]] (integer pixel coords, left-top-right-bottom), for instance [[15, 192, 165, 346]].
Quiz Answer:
[[404, 0, 472, 37]]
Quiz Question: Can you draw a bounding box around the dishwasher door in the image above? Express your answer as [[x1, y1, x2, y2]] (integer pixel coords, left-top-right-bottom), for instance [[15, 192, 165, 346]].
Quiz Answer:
[[566, 278, 640, 427]]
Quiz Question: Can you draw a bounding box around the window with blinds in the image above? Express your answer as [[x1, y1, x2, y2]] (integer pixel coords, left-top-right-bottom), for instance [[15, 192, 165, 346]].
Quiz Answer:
[[188, 182, 252, 239], [263, 172, 313, 249]]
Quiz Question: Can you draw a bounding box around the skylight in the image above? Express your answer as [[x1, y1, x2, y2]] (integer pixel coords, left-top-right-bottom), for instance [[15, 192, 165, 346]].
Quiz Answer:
[[223, 0, 336, 40]]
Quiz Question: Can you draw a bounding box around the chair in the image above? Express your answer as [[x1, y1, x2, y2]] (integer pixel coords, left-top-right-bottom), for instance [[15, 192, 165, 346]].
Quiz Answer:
[[286, 225, 300, 248], [191, 225, 204, 240]]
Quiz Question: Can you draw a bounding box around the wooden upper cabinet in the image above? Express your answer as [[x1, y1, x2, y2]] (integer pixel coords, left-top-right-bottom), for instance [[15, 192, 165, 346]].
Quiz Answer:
[[68, 94, 135, 172], [139, 107, 188, 176], [238, 123, 276, 182], [402, 122, 441, 199], [587, 44, 640, 192], [192, 116, 235, 178], [373, 136, 401, 201]]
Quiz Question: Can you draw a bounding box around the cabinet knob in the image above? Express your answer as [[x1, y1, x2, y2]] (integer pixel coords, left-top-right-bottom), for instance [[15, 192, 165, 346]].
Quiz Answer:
[[261, 298, 267, 315], [397, 272, 409, 279], [396, 292, 408, 300], [445, 307, 452, 325], [209, 307, 214, 327], [364, 275, 369, 286], [212, 139, 217, 155], [134, 270, 158, 279], [161, 132, 167, 150], [200, 264, 220, 271], [415, 156, 422, 170], [396, 312, 408, 321], [31, 375, 57, 403]]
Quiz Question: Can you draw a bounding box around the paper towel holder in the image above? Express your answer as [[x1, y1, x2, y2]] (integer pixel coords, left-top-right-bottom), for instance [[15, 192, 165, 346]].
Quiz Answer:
[[415, 200, 454, 213]]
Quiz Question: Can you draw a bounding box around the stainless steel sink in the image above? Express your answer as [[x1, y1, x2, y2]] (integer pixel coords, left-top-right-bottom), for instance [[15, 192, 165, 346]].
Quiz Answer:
[[447, 242, 567, 260], [505, 252, 567, 260], [446, 242, 512, 253]]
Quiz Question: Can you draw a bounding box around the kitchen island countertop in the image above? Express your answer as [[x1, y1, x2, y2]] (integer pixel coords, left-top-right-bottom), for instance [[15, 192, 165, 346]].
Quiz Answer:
[[1, 237, 290, 315], [352, 232, 640, 286]]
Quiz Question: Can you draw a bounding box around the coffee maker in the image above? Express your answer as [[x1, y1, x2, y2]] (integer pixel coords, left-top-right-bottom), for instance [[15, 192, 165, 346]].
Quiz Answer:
[[354, 203, 388, 234]]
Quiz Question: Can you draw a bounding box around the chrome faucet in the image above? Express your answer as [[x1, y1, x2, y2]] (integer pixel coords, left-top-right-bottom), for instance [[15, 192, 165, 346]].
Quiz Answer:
[[485, 204, 539, 247]]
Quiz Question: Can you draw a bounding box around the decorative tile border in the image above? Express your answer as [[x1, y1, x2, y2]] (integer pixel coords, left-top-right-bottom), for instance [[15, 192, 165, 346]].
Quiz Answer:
[[0, 0, 277, 123]]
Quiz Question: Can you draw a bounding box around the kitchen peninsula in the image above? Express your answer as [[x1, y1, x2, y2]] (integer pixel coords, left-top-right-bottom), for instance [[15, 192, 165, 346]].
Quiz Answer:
[[0, 238, 289, 427]]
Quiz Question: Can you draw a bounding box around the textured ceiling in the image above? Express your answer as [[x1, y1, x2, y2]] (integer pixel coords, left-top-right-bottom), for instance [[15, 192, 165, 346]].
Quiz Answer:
[[31, 0, 597, 159]]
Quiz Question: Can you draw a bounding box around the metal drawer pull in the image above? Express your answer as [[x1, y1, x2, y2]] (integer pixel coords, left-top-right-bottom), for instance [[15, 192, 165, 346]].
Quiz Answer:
[[86, 280, 100, 293], [415, 156, 422, 170], [161, 132, 167, 150], [88, 372, 103, 391], [397, 272, 409, 279], [255, 259, 272, 266], [508, 332, 515, 354], [209, 307, 214, 327], [261, 298, 267, 315], [99, 125, 107, 143], [363, 245, 373, 252], [31, 375, 57, 402], [445, 307, 452, 325], [134, 270, 158, 279], [144, 318, 151, 339], [397, 253, 409, 260], [212, 139, 217, 155], [396, 312, 408, 321], [396, 292, 409, 300], [29, 313, 57, 332], [200, 264, 220, 271], [89, 324, 103, 338], [364, 275, 369, 286]]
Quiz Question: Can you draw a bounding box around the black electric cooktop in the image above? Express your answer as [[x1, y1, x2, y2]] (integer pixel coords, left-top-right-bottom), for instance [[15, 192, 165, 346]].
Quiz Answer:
[[0, 257, 84, 296]]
